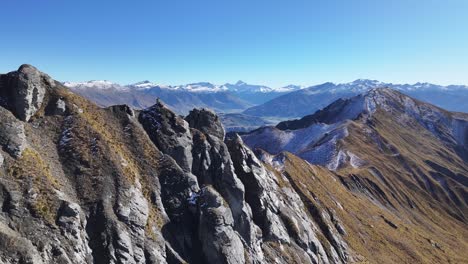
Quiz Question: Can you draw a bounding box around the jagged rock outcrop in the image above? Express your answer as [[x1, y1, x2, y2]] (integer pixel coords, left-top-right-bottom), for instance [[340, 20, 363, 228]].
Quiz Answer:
[[0, 64, 54, 121], [0, 107, 27, 157], [227, 135, 346, 263], [198, 186, 245, 264], [185, 108, 225, 140], [139, 99, 193, 172]]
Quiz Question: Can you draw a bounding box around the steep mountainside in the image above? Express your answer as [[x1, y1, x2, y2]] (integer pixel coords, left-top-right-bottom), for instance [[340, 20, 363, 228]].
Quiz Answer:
[[0, 65, 466, 264], [243, 80, 468, 118], [243, 88, 468, 262]]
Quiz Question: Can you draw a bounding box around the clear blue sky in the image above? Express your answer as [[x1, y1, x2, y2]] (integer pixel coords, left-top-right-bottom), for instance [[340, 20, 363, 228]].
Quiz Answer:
[[1, 0, 467, 87]]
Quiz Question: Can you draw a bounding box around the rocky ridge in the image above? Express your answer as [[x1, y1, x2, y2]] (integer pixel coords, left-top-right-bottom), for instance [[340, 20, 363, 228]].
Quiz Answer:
[[0, 65, 466, 263], [0, 65, 352, 263]]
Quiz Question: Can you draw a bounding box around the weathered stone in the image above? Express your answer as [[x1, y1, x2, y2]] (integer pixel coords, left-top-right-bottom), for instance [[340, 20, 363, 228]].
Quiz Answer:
[[139, 100, 193, 172], [185, 108, 225, 140], [0, 108, 27, 157], [198, 186, 245, 264], [56, 201, 93, 263], [116, 182, 149, 228], [2, 64, 52, 121]]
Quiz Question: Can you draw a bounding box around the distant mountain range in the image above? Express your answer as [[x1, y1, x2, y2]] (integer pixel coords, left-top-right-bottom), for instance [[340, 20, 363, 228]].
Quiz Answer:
[[65, 79, 468, 132], [64, 80, 300, 114], [243, 80, 468, 118]]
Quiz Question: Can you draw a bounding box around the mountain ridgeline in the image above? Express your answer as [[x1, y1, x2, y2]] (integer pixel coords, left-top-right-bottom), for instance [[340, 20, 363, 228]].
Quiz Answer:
[[243, 80, 468, 118], [66, 79, 468, 133], [0, 65, 466, 264]]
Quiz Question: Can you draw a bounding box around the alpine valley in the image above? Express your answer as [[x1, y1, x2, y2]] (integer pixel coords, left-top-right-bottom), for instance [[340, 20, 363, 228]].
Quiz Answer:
[[0, 64, 466, 264]]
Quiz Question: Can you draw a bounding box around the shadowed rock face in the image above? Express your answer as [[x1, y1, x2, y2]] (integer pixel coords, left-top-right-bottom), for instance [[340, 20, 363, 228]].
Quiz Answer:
[[0, 65, 466, 264]]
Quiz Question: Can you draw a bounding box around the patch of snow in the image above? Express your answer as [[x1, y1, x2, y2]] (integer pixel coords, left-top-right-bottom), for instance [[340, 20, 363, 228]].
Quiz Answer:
[[187, 191, 200, 205], [347, 151, 366, 168], [59, 116, 74, 148], [130, 80, 159, 89]]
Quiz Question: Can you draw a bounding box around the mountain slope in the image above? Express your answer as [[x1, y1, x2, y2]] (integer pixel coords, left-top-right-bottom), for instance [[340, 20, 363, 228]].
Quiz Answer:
[[0, 65, 467, 263], [242, 88, 468, 262], [243, 80, 468, 118]]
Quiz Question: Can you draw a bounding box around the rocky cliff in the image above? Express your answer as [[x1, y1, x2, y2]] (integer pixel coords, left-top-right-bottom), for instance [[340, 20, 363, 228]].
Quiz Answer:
[[0, 65, 466, 263]]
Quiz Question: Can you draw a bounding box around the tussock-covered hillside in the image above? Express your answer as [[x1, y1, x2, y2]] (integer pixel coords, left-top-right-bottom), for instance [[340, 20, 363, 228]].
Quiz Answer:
[[243, 88, 468, 263]]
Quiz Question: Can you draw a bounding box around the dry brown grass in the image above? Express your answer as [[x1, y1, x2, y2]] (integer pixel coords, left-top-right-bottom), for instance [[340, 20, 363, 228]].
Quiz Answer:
[[8, 148, 61, 224], [279, 147, 468, 263]]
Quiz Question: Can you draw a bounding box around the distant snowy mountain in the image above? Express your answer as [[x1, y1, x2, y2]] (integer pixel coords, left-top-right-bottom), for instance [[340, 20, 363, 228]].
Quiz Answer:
[[242, 88, 468, 169], [243, 79, 468, 118], [223, 80, 275, 93], [221, 81, 302, 104], [63, 80, 126, 90], [64, 80, 252, 115], [64, 78, 468, 125], [64, 80, 299, 113]]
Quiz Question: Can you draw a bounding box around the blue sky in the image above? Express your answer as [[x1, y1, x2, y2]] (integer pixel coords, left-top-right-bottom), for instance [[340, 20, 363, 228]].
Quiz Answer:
[[1, 0, 467, 87]]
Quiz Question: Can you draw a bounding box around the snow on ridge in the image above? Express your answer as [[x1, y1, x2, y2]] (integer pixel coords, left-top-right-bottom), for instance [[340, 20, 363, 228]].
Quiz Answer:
[[130, 80, 160, 89], [64, 80, 125, 90]]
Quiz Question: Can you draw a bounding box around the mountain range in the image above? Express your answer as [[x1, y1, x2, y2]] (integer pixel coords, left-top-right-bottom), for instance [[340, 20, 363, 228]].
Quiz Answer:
[[243, 79, 468, 118], [64, 80, 301, 115], [65, 79, 468, 132], [0, 65, 466, 263]]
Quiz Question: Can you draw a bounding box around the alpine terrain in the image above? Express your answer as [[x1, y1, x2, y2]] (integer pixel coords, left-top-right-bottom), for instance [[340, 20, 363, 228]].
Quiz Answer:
[[66, 79, 468, 132], [243, 80, 468, 118], [64, 80, 300, 116], [0, 65, 466, 264]]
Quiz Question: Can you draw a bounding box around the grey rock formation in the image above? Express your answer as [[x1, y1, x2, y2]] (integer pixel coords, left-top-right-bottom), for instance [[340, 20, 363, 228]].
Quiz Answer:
[[227, 134, 347, 263], [198, 186, 245, 264], [187, 117, 262, 259], [0, 108, 27, 157], [0, 64, 53, 121], [139, 100, 193, 172], [56, 200, 93, 263], [185, 108, 225, 140]]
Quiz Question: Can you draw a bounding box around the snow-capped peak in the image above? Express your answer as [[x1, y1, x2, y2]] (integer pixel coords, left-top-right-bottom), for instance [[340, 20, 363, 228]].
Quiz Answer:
[[174, 82, 228, 93], [132, 80, 157, 87], [128, 80, 162, 89], [350, 79, 384, 87], [63, 80, 125, 90]]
